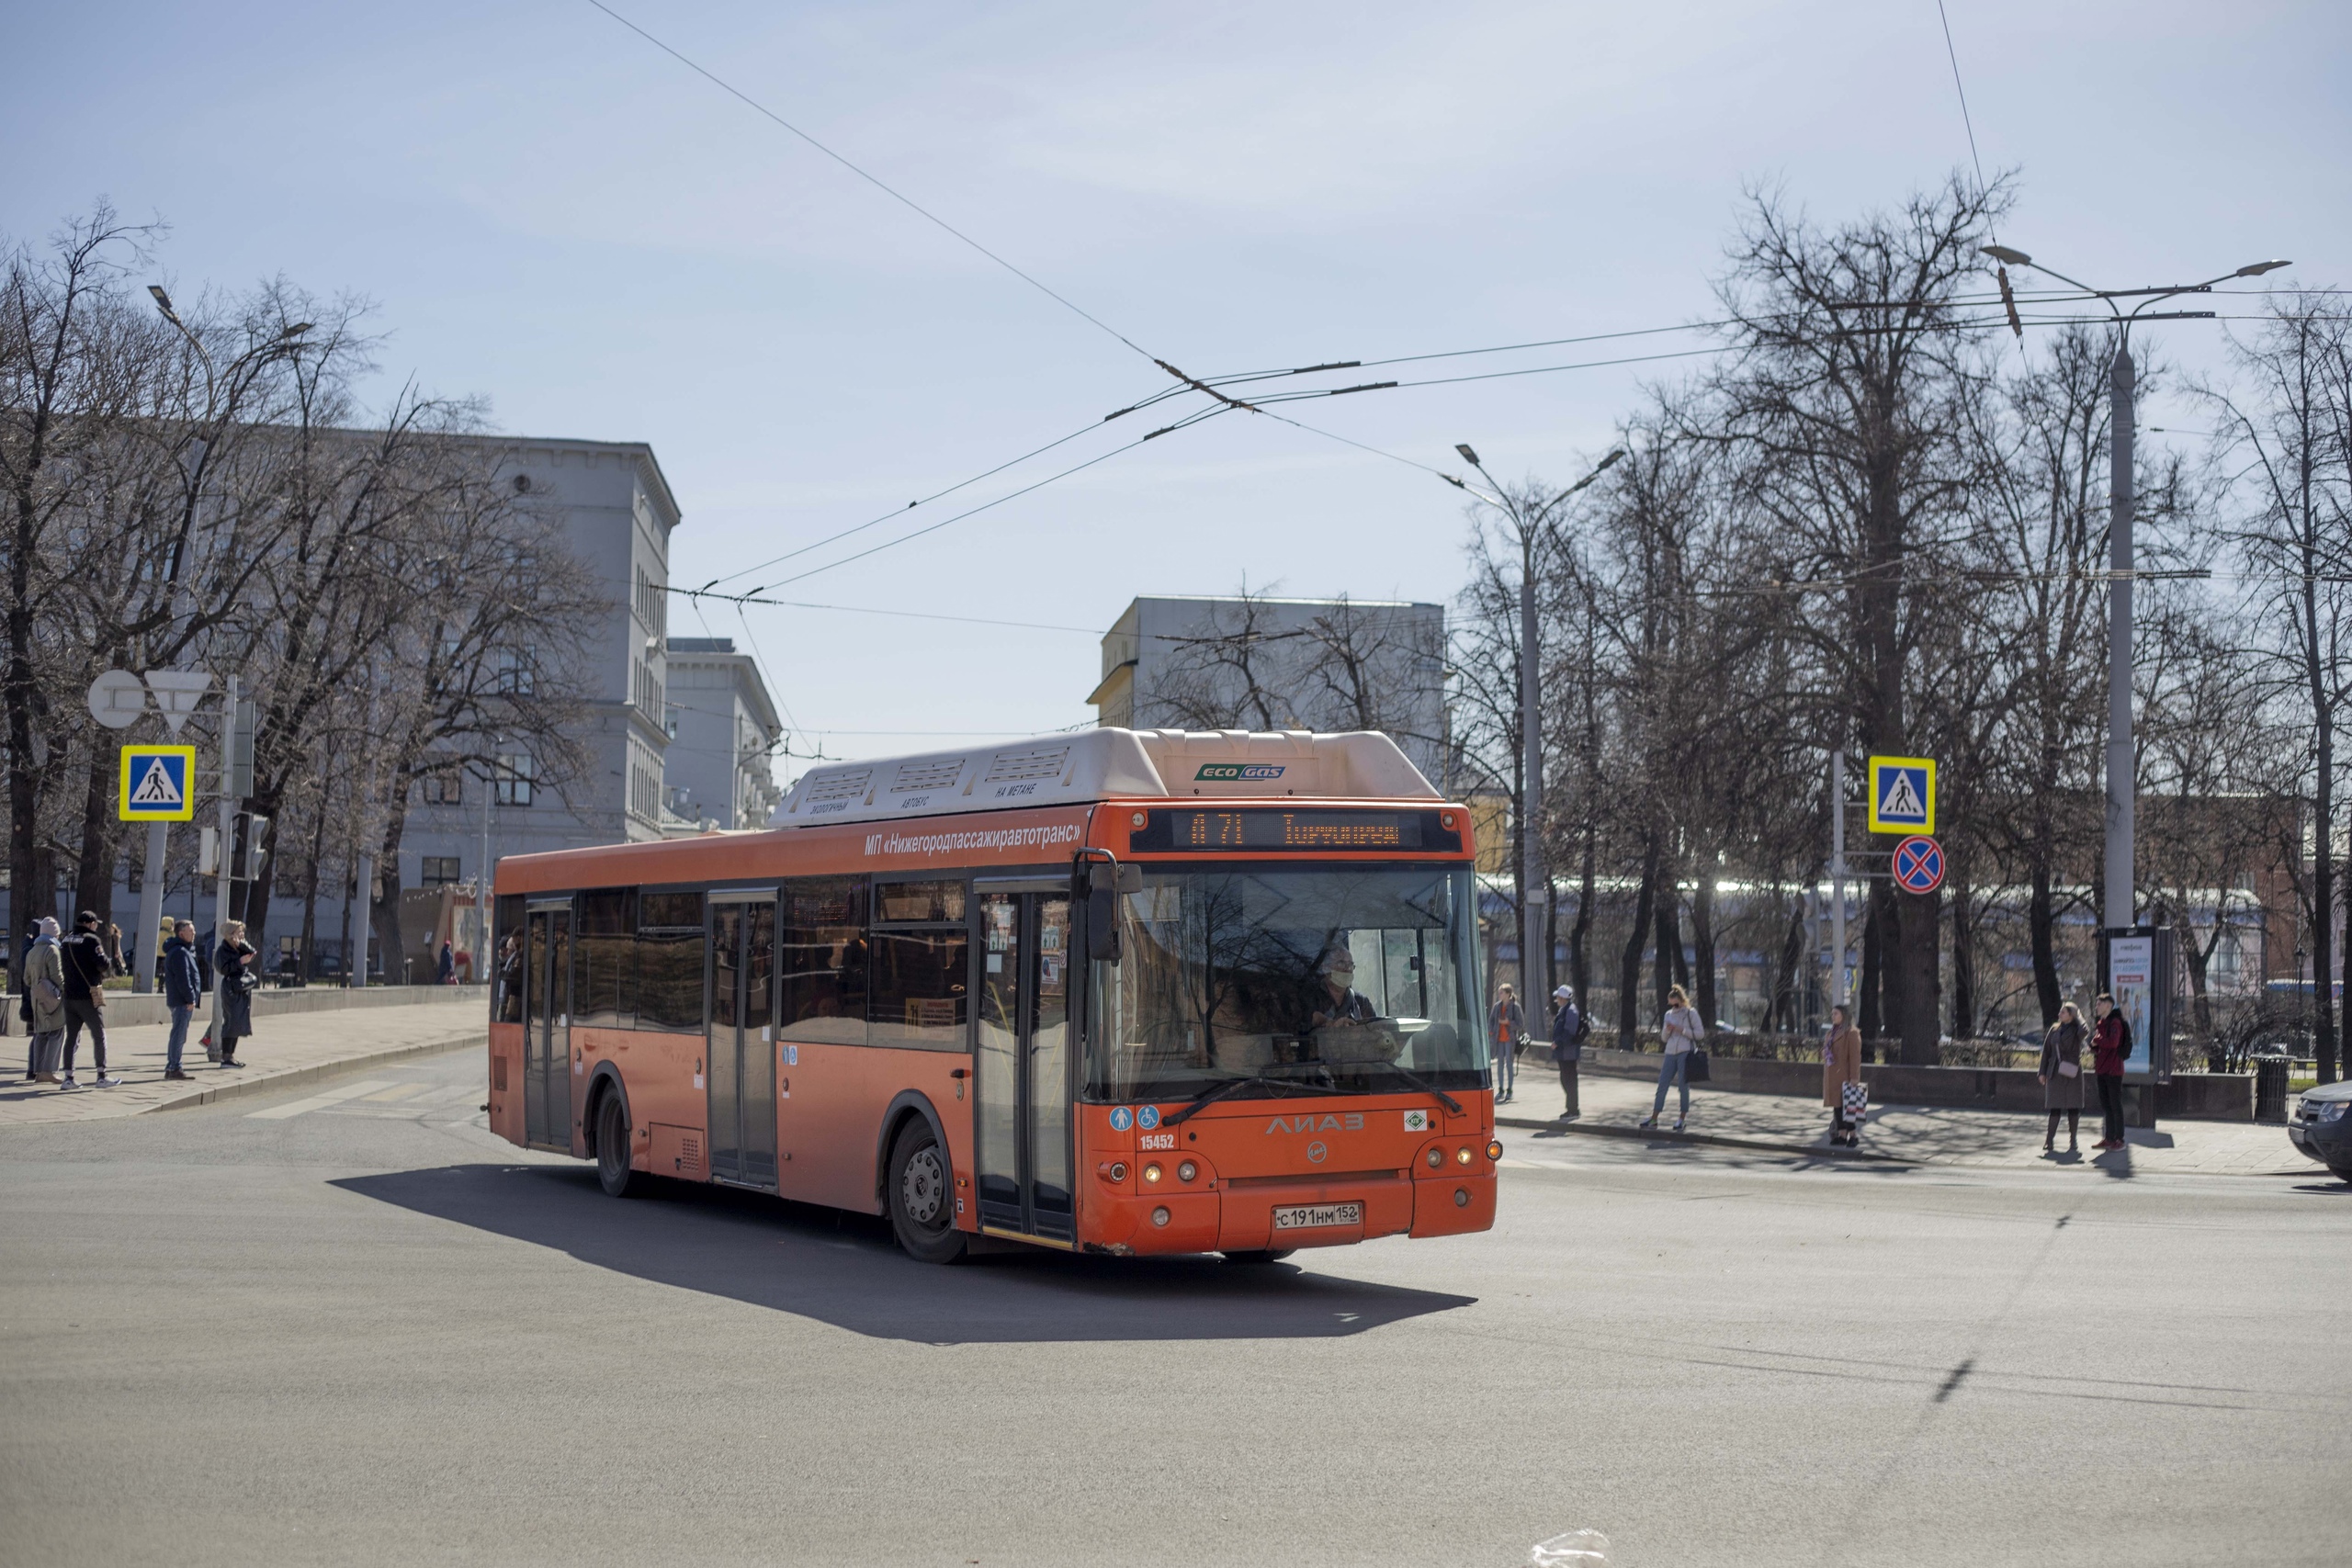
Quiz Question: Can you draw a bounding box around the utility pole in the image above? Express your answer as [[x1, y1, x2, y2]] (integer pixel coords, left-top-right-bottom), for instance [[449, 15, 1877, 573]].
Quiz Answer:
[[1830, 750, 1849, 1009], [1979, 244, 2287, 930], [477, 743, 496, 985], [209, 673, 239, 1042], [1445, 444, 1623, 1008]]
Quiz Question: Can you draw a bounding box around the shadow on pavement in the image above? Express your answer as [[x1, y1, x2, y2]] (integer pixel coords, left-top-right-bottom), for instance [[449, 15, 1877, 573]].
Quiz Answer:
[[333, 1163, 1475, 1343]]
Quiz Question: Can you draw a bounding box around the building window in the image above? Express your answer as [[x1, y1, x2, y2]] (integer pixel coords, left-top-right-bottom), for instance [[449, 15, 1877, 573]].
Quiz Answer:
[[420, 767, 462, 806], [494, 647, 536, 696], [495, 754, 535, 807], [421, 856, 461, 886]]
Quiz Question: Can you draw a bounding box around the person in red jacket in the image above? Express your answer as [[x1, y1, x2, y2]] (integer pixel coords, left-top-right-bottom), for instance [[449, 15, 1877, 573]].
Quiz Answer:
[[2091, 992, 2132, 1150]]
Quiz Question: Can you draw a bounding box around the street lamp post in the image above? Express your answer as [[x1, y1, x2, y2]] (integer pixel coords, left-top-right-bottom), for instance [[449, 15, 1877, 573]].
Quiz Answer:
[[1978, 246, 2287, 931], [1445, 446, 1623, 1009]]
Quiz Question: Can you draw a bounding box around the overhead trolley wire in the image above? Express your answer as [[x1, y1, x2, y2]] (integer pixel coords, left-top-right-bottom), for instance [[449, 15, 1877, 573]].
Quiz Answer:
[[583, 0, 1160, 367]]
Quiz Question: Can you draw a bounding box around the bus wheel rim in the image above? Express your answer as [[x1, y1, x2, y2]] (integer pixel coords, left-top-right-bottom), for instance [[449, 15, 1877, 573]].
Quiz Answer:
[[902, 1144, 944, 1227]]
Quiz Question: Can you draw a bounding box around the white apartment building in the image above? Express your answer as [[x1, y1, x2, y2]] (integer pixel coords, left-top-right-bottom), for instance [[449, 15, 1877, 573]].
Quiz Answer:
[[662, 636, 784, 831]]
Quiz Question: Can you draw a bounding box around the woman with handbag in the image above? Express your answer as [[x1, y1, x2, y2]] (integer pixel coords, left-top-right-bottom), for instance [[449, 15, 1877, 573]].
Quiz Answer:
[[2040, 1001, 2087, 1156], [215, 919, 256, 1069], [1822, 1004, 1863, 1146], [1642, 985, 1704, 1133]]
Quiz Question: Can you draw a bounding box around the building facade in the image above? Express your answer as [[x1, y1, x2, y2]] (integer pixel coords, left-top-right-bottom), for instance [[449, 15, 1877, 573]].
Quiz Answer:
[[1089, 595, 1448, 785], [400, 434, 682, 908], [662, 637, 783, 832]]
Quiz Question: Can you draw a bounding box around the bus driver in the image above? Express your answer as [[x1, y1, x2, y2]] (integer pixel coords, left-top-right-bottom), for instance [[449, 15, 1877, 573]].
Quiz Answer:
[[1307, 944, 1380, 1032]]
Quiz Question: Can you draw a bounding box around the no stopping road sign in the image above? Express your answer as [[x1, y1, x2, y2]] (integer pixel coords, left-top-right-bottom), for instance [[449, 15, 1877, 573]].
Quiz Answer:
[[1893, 835, 1945, 895]]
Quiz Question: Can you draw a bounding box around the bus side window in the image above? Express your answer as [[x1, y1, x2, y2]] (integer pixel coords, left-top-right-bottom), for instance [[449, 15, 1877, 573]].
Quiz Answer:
[[636, 890, 706, 1033], [494, 893, 525, 1023], [780, 875, 868, 1047], [573, 887, 636, 1029]]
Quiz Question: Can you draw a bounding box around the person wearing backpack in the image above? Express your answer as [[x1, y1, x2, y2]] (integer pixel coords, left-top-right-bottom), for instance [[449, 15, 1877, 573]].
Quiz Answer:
[[2091, 992, 2132, 1150], [1549, 985, 1586, 1120]]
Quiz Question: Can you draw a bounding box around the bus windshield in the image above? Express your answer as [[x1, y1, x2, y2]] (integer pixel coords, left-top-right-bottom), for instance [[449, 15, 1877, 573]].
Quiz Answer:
[[1086, 863, 1487, 1102]]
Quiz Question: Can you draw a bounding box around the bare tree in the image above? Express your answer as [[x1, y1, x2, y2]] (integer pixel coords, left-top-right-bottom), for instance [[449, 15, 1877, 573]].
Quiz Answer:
[[2210, 291, 2352, 1082]]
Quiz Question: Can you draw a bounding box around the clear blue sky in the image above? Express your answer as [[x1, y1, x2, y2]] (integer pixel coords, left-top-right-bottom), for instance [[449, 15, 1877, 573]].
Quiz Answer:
[[8, 1, 2346, 787]]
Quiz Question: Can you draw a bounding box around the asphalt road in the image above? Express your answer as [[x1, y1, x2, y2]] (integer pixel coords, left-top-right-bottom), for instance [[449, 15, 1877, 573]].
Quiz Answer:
[[2, 1046, 2346, 1568]]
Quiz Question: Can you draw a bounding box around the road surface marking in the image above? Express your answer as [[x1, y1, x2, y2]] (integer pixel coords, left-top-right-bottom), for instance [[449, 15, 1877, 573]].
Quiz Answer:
[[244, 1079, 399, 1120], [357, 1083, 429, 1102]]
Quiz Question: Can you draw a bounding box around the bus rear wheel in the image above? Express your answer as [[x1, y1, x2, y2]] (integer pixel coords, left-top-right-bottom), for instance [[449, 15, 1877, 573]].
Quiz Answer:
[[888, 1120, 967, 1265], [594, 1089, 641, 1199], [1221, 1248, 1295, 1265]]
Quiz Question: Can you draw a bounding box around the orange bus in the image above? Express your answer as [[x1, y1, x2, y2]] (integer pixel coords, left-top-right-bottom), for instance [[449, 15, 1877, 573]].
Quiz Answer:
[[486, 728, 1498, 1263]]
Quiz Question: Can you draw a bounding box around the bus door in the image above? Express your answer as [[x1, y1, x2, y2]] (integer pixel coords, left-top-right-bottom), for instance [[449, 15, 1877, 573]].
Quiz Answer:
[[523, 899, 571, 1150], [975, 887, 1074, 1240], [707, 891, 779, 1190]]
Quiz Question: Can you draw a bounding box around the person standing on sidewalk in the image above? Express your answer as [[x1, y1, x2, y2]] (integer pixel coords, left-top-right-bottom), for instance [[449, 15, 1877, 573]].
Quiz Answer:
[[1488, 984, 1524, 1104], [2040, 1001, 2087, 1156], [1643, 985, 1703, 1133], [2091, 992, 2132, 1150], [23, 918, 66, 1084], [1549, 985, 1584, 1120], [161, 920, 204, 1082], [1822, 1004, 1863, 1146], [59, 910, 119, 1089], [215, 919, 256, 1069]]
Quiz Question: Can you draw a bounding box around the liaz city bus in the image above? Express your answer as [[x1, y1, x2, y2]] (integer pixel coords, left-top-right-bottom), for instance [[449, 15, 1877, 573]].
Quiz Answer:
[[485, 728, 1498, 1264]]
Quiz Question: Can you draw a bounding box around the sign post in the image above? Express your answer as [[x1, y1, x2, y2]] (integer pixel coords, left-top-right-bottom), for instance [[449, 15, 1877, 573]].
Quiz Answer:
[[89, 669, 214, 993]]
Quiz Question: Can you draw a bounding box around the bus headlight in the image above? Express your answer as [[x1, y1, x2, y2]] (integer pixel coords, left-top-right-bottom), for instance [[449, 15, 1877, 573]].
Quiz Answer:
[[1142, 1162, 1163, 1184], [1426, 1148, 1443, 1168], [1150, 1206, 1170, 1226], [1106, 1162, 1128, 1183], [1177, 1160, 1197, 1183], [1455, 1146, 1474, 1165]]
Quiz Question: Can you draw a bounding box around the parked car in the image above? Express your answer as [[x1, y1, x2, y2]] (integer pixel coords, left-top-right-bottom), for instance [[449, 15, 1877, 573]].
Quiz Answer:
[[2287, 1081, 2352, 1181]]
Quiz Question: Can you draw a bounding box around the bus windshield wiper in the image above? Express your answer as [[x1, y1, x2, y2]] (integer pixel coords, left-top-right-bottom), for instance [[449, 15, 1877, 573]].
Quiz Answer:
[[1166, 1076, 1349, 1125], [1381, 1064, 1464, 1115]]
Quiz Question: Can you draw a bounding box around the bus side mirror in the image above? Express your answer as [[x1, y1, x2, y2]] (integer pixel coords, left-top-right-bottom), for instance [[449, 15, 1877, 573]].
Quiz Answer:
[[1087, 885, 1123, 966]]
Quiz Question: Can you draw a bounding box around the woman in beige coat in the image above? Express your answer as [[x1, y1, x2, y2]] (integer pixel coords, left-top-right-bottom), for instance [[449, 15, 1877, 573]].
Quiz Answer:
[[1822, 1003, 1863, 1145], [23, 917, 67, 1083]]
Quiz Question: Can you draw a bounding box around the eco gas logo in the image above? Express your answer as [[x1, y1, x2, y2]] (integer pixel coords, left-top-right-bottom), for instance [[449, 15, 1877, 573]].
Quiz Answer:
[[1194, 763, 1284, 782]]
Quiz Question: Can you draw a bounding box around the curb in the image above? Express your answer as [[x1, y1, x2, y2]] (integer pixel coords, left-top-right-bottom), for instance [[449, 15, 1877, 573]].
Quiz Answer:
[[144, 1030, 485, 1115], [1498, 1113, 1914, 1165], [1497, 1112, 2312, 1178]]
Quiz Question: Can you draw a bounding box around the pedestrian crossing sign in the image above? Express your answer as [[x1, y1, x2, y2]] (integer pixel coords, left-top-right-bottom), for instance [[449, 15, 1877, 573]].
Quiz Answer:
[[1866, 756, 1935, 835], [119, 744, 197, 821]]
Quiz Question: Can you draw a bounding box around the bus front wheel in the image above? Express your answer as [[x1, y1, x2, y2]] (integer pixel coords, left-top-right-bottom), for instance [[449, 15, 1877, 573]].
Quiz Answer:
[[888, 1120, 967, 1265], [594, 1089, 642, 1199]]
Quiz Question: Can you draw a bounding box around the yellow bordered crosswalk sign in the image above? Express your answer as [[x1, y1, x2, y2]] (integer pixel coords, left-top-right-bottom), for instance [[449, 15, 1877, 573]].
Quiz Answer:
[[1866, 756, 1935, 834], [119, 744, 198, 821]]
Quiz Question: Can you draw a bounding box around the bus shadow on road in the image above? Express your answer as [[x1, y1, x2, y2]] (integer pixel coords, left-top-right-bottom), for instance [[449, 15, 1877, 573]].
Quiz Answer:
[[333, 1163, 1476, 1343]]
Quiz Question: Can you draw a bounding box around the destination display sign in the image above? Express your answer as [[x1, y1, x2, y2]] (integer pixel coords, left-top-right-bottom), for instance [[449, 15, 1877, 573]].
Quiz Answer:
[[1125, 808, 1464, 855]]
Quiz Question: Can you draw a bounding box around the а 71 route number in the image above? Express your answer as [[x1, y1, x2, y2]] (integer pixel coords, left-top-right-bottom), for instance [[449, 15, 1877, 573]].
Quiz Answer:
[[1893, 835, 1945, 896]]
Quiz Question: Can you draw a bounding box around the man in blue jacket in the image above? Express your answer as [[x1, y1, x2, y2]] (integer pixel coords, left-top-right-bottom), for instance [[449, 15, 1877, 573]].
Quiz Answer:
[[161, 920, 204, 1081], [1550, 985, 1586, 1119]]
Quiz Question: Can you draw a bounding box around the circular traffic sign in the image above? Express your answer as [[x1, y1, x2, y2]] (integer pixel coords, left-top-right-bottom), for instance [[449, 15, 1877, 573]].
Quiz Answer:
[[86, 669, 146, 729], [1893, 835, 1945, 895]]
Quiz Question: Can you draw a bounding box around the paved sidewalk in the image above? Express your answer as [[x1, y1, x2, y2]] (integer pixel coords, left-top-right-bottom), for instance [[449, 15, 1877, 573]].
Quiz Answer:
[[0, 1001, 483, 1127], [1494, 1054, 2314, 1178]]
